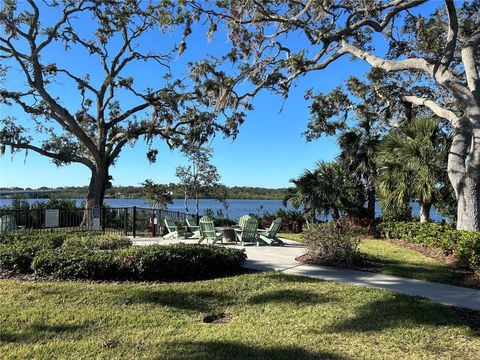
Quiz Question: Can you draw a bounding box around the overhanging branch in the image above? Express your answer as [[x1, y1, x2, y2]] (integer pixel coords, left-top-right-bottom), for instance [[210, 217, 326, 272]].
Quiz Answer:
[[402, 95, 459, 123], [1, 140, 94, 170]]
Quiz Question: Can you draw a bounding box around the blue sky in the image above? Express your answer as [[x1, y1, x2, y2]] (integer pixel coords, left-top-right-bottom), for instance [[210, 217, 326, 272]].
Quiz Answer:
[[0, 1, 437, 189]]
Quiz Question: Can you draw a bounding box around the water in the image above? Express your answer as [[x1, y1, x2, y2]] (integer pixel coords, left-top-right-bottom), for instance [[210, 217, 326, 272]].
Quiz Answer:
[[0, 197, 445, 221]]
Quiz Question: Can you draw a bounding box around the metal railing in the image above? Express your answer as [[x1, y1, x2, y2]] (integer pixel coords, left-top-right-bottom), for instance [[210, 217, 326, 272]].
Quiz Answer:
[[0, 206, 196, 237]]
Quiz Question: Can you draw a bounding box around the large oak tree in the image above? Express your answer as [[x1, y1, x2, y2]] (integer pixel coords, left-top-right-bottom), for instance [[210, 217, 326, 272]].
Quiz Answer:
[[188, 0, 480, 231], [0, 0, 244, 213]]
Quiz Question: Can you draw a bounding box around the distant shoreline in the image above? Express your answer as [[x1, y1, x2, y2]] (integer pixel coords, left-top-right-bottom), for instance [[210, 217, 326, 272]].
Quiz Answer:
[[0, 185, 288, 201]]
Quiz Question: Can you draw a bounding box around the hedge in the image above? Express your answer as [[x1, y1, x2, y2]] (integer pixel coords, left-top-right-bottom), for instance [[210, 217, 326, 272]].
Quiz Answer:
[[0, 232, 68, 245], [32, 247, 120, 279], [0, 234, 66, 272], [32, 244, 247, 280], [0, 232, 247, 281], [376, 221, 480, 269], [127, 244, 247, 280], [62, 233, 132, 250], [0, 232, 129, 273]]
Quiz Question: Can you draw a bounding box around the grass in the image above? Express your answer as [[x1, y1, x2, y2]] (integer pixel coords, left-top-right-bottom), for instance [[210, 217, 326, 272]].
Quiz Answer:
[[279, 232, 454, 283], [1, 273, 479, 359], [358, 239, 454, 283], [278, 233, 304, 242]]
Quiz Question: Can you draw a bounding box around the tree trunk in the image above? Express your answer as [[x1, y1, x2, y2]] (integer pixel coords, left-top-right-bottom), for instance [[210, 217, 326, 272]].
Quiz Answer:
[[456, 180, 479, 231], [184, 190, 189, 214], [448, 114, 480, 231], [419, 202, 432, 223], [82, 163, 111, 228], [367, 167, 376, 225], [331, 208, 340, 222], [195, 190, 199, 218]]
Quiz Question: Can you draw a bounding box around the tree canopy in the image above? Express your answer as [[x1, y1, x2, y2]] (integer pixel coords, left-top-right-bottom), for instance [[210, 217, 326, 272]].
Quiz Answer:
[[0, 0, 246, 210], [186, 0, 480, 231]]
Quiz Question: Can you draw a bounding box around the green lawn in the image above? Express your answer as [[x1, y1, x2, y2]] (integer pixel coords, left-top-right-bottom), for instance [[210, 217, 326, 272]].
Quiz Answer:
[[279, 233, 453, 283], [358, 239, 454, 283], [278, 232, 304, 242], [1, 273, 479, 359]]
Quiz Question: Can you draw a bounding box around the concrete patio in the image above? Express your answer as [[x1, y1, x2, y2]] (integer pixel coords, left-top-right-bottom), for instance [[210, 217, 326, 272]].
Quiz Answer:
[[131, 236, 480, 311]]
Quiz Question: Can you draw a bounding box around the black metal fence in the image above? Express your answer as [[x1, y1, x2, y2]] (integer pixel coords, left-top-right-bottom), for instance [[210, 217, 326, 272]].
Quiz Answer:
[[0, 206, 196, 237]]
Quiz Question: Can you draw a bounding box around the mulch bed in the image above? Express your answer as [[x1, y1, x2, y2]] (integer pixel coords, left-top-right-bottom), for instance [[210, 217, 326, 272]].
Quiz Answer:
[[296, 239, 480, 290], [295, 253, 383, 273], [385, 238, 457, 265]]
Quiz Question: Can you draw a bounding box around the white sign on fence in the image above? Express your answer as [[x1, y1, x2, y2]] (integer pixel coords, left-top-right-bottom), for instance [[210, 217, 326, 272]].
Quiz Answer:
[[45, 209, 60, 228], [92, 205, 101, 230]]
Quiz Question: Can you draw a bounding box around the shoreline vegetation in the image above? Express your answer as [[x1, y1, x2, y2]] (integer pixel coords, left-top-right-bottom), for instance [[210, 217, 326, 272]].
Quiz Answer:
[[0, 186, 288, 201]]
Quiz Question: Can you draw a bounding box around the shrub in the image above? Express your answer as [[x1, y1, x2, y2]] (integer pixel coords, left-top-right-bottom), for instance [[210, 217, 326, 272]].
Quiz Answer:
[[0, 231, 126, 273], [2, 231, 247, 280], [62, 233, 132, 250], [127, 244, 247, 280], [0, 232, 67, 246], [32, 247, 120, 279], [0, 234, 65, 272], [375, 221, 480, 269], [30, 242, 246, 280], [303, 220, 361, 266], [253, 209, 306, 233]]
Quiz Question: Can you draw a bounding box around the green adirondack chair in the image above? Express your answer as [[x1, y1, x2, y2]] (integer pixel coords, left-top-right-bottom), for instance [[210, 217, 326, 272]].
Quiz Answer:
[[237, 215, 251, 228], [235, 217, 259, 246], [0, 214, 19, 232], [198, 216, 223, 245], [185, 215, 200, 237], [163, 216, 191, 239], [257, 218, 284, 245]]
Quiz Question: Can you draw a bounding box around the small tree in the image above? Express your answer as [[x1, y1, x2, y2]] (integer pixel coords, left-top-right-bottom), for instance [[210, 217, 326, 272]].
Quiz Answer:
[[141, 180, 172, 210], [175, 145, 221, 217]]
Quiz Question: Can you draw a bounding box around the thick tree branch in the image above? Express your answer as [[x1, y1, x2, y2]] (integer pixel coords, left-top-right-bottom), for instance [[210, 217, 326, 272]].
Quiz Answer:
[[341, 40, 432, 74], [402, 95, 459, 123], [106, 103, 151, 130], [439, 0, 458, 69], [461, 29, 480, 104], [2, 140, 94, 170]]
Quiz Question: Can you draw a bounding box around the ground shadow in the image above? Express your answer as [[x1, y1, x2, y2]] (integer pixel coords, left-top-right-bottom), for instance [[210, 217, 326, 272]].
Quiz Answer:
[[155, 340, 350, 360], [0, 323, 87, 344], [248, 288, 332, 306], [326, 293, 466, 333], [126, 288, 234, 312], [357, 254, 453, 281]]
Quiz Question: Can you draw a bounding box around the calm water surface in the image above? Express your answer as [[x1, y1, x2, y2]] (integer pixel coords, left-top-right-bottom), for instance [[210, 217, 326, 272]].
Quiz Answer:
[[0, 198, 445, 221]]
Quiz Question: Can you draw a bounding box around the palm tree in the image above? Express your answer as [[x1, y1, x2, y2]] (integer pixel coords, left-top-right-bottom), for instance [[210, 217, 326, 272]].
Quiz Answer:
[[284, 161, 365, 222], [338, 113, 382, 224], [376, 117, 450, 222], [283, 169, 319, 225]]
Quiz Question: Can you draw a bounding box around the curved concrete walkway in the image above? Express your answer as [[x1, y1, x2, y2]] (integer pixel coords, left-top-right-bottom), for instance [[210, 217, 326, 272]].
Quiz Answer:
[[131, 237, 480, 311]]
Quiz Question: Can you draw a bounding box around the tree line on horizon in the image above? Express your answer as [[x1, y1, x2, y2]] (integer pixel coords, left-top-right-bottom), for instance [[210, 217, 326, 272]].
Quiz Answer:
[[0, 185, 289, 201]]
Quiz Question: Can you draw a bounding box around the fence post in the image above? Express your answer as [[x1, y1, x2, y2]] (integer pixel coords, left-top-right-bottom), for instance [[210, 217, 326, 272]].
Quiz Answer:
[[151, 210, 156, 237], [196, 213, 200, 225], [157, 210, 162, 236], [101, 207, 105, 231], [132, 206, 137, 238], [123, 208, 128, 236]]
